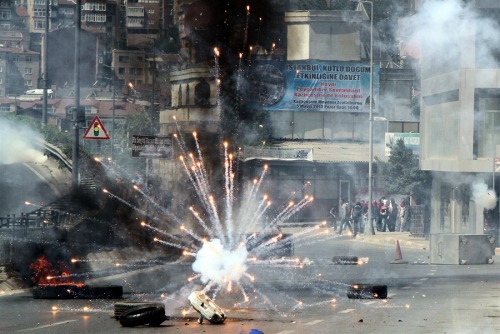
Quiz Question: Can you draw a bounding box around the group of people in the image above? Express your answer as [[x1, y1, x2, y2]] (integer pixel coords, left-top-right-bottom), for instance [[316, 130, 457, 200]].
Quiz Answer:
[[329, 196, 412, 236]]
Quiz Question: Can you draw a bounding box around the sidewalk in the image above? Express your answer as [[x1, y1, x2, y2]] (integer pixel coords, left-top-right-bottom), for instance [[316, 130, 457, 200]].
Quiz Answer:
[[354, 231, 429, 250]]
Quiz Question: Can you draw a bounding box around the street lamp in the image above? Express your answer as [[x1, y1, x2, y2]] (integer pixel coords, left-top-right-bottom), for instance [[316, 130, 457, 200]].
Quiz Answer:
[[352, 0, 375, 235]]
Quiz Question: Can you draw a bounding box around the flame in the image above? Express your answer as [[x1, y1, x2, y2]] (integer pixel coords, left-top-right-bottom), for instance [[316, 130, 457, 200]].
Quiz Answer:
[[29, 255, 82, 286]]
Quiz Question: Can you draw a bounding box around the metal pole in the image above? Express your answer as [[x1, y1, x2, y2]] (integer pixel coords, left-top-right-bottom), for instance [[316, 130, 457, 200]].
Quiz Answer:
[[42, 0, 49, 127], [111, 70, 115, 161], [367, 1, 375, 235], [72, 0, 81, 190]]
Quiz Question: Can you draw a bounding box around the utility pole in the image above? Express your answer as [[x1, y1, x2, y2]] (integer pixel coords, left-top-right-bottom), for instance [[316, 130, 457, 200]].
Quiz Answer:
[[72, 0, 82, 190], [42, 0, 49, 127]]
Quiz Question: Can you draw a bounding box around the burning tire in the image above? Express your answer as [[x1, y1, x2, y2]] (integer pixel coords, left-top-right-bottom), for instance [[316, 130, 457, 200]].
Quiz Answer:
[[119, 305, 167, 327], [32, 284, 123, 299], [114, 301, 165, 319], [332, 256, 359, 265], [347, 284, 387, 299]]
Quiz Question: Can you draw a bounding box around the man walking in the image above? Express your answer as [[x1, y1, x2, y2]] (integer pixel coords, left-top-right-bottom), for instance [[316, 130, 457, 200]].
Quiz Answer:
[[338, 199, 353, 235]]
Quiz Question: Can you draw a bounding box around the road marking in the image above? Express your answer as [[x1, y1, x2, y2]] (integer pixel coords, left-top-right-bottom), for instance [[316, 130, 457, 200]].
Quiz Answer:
[[275, 331, 296, 334], [413, 281, 423, 285], [427, 272, 435, 276], [363, 301, 377, 305], [304, 320, 323, 326], [17, 320, 77, 332], [339, 308, 355, 314], [401, 286, 411, 289], [419, 277, 429, 281]]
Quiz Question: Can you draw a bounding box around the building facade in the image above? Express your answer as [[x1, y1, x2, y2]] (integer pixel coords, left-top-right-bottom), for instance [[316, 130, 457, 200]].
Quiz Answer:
[[419, 1, 500, 243], [158, 7, 417, 222]]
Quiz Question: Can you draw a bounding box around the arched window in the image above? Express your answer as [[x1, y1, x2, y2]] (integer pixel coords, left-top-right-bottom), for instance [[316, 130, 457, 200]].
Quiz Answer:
[[186, 84, 190, 106], [195, 79, 210, 106], [177, 85, 182, 106]]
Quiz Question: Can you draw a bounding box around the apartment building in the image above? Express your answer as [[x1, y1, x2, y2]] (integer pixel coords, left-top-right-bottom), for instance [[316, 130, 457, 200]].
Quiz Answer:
[[0, 45, 40, 97]]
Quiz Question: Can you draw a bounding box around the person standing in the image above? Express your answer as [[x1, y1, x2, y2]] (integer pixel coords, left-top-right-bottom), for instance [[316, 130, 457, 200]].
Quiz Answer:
[[371, 200, 380, 231], [351, 200, 363, 237], [400, 199, 411, 232], [379, 199, 389, 232], [329, 205, 338, 230], [387, 198, 398, 232], [339, 199, 353, 235]]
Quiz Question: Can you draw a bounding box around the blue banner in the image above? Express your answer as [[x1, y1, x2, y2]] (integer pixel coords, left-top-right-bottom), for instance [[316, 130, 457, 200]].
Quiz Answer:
[[247, 60, 379, 113]]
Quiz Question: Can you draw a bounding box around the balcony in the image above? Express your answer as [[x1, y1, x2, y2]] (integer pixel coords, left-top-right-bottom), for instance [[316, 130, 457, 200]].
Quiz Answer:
[[126, 18, 144, 28], [127, 7, 144, 17]]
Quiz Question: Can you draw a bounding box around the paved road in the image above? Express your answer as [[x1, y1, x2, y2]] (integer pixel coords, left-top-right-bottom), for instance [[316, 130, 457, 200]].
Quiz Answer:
[[0, 233, 499, 334]]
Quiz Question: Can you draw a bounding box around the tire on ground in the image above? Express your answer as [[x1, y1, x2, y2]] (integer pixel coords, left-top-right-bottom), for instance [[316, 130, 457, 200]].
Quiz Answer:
[[332, 256, 359, 265], [347, 284, 387, 299], [119, 305, 166, 327], [114, 301, 165, 319]]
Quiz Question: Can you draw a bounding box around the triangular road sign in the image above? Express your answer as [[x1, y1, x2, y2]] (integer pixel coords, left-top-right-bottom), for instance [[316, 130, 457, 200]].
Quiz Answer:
[[83, 115, 110, 140]]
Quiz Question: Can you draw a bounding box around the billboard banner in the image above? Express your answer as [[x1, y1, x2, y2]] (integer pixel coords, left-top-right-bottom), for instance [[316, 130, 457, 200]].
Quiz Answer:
[[247, 60, 379, 113], [131, 135, 172, 159]]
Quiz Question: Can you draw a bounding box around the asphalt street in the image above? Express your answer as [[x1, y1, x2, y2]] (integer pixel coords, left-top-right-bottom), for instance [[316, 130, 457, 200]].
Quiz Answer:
[[1, 229, 499, 334]]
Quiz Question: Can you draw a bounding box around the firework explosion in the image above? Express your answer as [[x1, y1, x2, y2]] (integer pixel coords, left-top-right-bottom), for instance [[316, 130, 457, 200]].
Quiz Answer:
[[98, 123, 344, 314]]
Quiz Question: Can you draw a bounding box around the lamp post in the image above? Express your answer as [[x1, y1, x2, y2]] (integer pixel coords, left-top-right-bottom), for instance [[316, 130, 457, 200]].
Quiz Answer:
[[352, 0, 375, 235], [42, 0, 49, 127], [367, 0, 375, 235], [72, 0, 82, 191]]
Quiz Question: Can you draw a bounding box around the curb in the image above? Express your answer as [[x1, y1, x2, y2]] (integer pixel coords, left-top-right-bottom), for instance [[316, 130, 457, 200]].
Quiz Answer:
[[353, 235, 428, 250]]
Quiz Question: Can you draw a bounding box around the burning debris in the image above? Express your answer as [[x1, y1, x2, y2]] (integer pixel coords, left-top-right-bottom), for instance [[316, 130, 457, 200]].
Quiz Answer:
[[30, 255, 122, 299], [347, 284, 388, 299]]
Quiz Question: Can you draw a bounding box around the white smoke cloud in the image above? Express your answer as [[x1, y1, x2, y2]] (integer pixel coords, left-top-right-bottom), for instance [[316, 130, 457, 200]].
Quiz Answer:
[[0, 118, 47, 165], [192, 238, 248, 285], [472, 182, 497, 210], [404, 0, 500, 67]]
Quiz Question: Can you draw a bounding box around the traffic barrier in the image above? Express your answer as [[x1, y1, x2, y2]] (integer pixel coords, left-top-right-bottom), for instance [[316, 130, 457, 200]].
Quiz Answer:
[[390, 240, 408, 264]]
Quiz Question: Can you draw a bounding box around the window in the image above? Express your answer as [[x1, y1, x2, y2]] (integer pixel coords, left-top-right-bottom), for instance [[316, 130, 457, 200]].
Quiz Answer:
[[118, 56, 129, 62], [33, 8, 46, 17], [25, 80, 32, 87], [34, 20, 45, 30], [0, 105, 10, 112], [0, 10, 10, 20], [474, 89, 500, 159], [147, 19, 155, 25], [24, 68, 32, 75], [148, 9, 155, 14], [26, 56, 32, 62], [118, 67, 125, 74], [195, 80, 211, 106], [61, 8, 73, 15], [0, 78, 3, 84], [0, 66, 3, 72], [128, 7, 144, 16], [83, 14, 106, 23]]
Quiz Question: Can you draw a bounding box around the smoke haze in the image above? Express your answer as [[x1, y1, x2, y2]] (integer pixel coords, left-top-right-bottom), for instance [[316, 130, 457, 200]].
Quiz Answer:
[[0, 118, 47, 165]]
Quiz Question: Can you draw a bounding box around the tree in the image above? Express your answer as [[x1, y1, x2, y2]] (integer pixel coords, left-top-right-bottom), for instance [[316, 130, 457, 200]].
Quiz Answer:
[[378, 139, 431, 204]]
